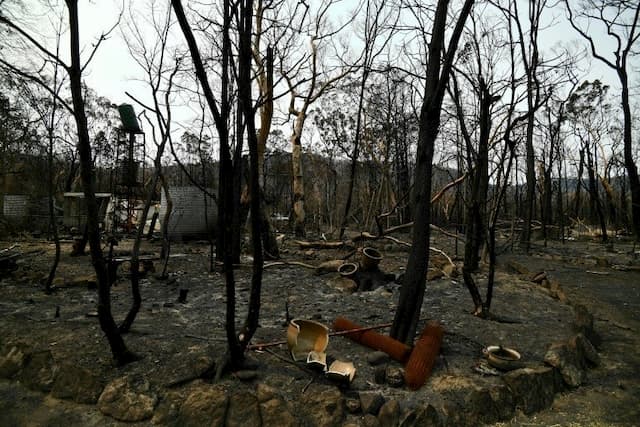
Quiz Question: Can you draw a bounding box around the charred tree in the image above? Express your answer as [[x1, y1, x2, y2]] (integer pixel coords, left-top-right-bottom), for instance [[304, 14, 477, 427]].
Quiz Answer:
[[171, 0, 240, 265], [574, 147, 585, 219], [0, 1, 136, 364], [518, 0, 544, 252], [567, 80, 611, 243], [172, 0, 266, 371], [391, 0, 474, 344], [339, 1, 397, 239], [255, 45, 280, 259], [236, 0, 264, 360], [45, 105, 61, 295], [584, 140, 608, 243], [65, 0, 137, 364], [462, 77, 491, 274], [564, 0, 640, 242]]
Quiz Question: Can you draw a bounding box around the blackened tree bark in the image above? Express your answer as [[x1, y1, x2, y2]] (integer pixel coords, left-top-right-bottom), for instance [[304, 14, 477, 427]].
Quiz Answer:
[[584, 140, 608, 242], [391, 0, 474, 344], [449, 68, 492, 274], [557, 143, 565, 242], [236, 0, 264, 359], [450, 68, 500, 317], [543, 86, 575, 244], [65, 0, 137, 364], [541, 157, 553, 244], [172, 0, 242, 366], [574, 147, 585, 219], [461, 78, 491, 303], [21, 53, 64, 294], [517, 0, 545, 252], [173, 0, 264, 369], [171, 0, 239, 266], [45, 94, 61, 295]]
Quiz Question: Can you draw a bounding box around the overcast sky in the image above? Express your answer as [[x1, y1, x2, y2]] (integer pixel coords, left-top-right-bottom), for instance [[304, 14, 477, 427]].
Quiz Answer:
[[10, 0, 633, 152]]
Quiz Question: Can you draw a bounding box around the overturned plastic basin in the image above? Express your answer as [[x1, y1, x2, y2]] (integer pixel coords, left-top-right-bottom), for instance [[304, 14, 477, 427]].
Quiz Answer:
[[338, 262, 358, 278], [360, 247, 383, 271], [483, 346, 524, 371], [287, 319, 329, 361]]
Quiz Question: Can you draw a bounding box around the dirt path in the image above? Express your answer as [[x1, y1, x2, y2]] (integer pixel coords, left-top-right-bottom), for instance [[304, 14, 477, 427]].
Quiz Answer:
[[498, 247, 640, 426]]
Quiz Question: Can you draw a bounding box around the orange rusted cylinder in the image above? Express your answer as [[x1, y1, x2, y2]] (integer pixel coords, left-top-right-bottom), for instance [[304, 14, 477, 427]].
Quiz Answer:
[[404, 321, 444, 390], [333, 317, 412, 363]]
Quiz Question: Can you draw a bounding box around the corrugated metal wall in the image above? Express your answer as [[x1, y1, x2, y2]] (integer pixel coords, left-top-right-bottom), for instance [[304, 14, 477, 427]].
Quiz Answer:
[[159, 186, 217, 240]]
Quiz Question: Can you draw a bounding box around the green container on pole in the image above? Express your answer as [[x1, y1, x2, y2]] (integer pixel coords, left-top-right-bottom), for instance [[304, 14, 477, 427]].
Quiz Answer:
[[118, 104, 142, 133]]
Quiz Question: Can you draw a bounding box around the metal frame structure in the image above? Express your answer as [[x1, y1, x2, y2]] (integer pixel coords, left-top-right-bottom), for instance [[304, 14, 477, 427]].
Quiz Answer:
[[108, 104, 146, 235]]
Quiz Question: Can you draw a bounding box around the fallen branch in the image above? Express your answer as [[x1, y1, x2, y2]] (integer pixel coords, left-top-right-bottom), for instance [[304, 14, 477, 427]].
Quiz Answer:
[[383, 222, 413, 235], [430, 173, 467, 204], [243, 345, 348, 391], [586, 270, 610, 275], [596, 318, 634, 331], [430, 224, 464, 242], [0, 244, 19, 255], [430, 246, 454, 267], [351, 232, 413, 247], [379, 222, 464, 243], [352, 232, 378, 242], [382, 235, 411, 247], [184, 334, 227, 342], [293, 240, 348, 250], [373, 174, 465, 235], [611, 264, 640, 272], [264, 261, 316, 270]]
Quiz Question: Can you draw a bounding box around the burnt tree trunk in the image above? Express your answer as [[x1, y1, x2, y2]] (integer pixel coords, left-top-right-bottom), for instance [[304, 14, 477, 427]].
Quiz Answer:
[[600, 174, 617, 229], [258, 67, 280, 258], [171, 0, 236, 265], [291, 114, 306, 237], [584, 142, 608, 243], [574, 147, 585, 219], [619, 70, 640, 242], [253, 45, 279, 259], [340, 65, 369, 239], [45, 72, 61, 295], [521, 111, 536, 251], [391, 0, 474, 344], [237, 0, 264, 355], [66, 0, 136, 365], [461, 80, 492, 316], [463, 80, 490, 273], [541, 162, 552, 244]]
